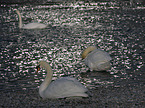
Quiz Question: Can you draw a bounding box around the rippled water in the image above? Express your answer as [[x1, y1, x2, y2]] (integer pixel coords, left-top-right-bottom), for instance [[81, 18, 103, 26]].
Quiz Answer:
[[0, 1, 145, 91]]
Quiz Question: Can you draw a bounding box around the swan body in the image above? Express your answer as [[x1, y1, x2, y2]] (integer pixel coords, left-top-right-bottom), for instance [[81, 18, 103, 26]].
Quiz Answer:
[[36, 61, 88, 99], [82, 46, 112, 71], [15, 9, 47, 29]]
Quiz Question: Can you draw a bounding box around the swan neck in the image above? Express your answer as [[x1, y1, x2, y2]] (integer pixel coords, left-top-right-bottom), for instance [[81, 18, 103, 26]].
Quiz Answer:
[[82, 46, 96, 59], [16, 10, 23, 28], [39, 62, 53, 94]]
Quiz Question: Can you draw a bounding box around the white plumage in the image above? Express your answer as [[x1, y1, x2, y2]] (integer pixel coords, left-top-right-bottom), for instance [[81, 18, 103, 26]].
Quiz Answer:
[[36, 61, 88, 99], [82, 46, 112, 71]]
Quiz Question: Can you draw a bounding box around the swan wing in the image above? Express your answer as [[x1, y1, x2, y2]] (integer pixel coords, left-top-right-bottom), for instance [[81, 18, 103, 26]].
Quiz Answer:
[[43, 77, 88, 98], [23, 23, 47, 29], [85, 49, 111, 71], [88, 49, 111, 62]]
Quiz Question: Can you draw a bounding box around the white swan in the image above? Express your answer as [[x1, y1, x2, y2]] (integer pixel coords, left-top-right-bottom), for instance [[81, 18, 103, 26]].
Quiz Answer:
[[15, 9, 47, 29], [82, 46, 112, 71], [36, 61, 88, 99]]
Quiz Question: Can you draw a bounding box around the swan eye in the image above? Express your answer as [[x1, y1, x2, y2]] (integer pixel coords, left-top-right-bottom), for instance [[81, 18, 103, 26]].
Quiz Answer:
[[36, 65, 40, 73]]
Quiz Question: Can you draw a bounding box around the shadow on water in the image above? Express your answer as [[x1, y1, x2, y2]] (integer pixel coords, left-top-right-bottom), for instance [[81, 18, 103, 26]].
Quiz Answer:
[[80, 70, 112, 77]]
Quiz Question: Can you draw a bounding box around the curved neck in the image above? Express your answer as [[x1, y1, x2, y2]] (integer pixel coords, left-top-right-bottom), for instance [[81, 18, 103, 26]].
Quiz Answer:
[[16, 10, 23, 28], [82, 46, 96, 59], [39, 62, 53, 94]]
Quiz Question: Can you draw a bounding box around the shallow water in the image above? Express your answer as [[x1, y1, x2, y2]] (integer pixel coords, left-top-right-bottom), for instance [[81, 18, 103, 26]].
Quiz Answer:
[[0, 1, 145, 91]]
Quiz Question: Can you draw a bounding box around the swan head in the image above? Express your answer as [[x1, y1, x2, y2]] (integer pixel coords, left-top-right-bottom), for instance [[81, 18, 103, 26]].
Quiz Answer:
[[82, 46, 96, 59], [36, 61, 50, 73], [14, 9, 20, 15], [13, 9, 17, 11], [36, 61, 45, 73]]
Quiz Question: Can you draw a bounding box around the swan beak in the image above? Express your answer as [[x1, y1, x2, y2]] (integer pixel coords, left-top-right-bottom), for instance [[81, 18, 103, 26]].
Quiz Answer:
[[36, 65, 40, 73]]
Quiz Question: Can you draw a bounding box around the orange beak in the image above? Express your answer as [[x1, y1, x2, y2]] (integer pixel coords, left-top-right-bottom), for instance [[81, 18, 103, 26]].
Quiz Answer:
[[36, 65, 40, 74]]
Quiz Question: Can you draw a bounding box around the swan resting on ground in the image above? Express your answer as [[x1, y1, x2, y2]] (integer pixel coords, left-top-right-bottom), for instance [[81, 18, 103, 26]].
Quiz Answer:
[[15, 9, 47, 29], [36, 61, 88, 99], [82, 46, 112, 71]]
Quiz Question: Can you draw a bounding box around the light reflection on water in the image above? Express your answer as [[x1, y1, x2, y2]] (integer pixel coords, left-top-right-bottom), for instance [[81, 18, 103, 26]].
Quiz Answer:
[[0, 2, 144, 91]]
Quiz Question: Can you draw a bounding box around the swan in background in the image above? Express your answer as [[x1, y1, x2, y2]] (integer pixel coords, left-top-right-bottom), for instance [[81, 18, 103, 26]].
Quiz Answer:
[[82, 46, 112, 71], [36, 61, 88, 99], [15, 9, 47, 29]]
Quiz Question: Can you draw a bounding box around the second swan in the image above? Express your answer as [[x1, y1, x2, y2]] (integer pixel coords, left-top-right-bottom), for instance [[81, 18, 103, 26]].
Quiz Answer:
[[82, 46, 112, 71]]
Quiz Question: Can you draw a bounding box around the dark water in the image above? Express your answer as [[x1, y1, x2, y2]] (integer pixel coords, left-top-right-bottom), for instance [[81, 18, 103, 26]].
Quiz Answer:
[[0, 1, 145, 92]]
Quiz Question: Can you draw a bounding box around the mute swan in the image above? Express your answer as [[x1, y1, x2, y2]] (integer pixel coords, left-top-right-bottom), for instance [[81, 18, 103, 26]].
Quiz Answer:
[[82, 46, 112, 71], [15, 9, 47, 29], [36, 61, 88, 99]]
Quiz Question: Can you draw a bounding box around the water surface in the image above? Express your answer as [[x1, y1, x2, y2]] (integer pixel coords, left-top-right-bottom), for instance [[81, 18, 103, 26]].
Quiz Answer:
[[0, 1, 144, 91]]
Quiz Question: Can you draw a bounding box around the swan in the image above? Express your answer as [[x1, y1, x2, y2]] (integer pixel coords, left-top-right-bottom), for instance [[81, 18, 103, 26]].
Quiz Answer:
[[82, 46, 112, 71], [15, 9, 47, 29], [36, 61, 88, 99]]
